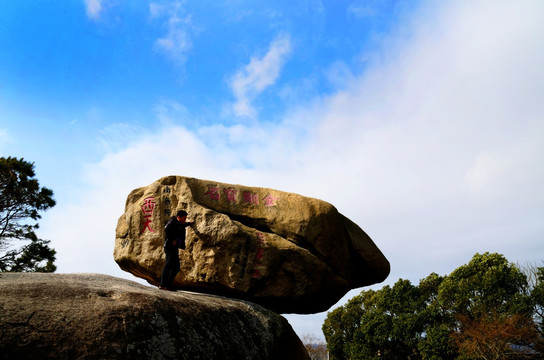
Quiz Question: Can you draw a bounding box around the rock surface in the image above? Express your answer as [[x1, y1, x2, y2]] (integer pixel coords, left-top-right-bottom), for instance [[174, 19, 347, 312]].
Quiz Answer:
[[0, 273, 309, 360], [114, 176, 390, 314]]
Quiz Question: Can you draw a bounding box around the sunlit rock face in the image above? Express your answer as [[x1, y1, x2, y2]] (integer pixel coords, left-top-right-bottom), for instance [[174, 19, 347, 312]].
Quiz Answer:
[[114, 175, 390, 314]]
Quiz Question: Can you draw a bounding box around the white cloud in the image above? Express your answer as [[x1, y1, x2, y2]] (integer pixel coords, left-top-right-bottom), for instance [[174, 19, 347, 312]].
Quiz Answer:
[[229, 35, 292, 118], [97, 123, 146, 154], [84, 0, 103, 20], [294, 0, 544, 277], [151, 1, 193, 65], [41, 126, 215, 275], [464, 124, 544, 204], [153, 99, 190, 127]]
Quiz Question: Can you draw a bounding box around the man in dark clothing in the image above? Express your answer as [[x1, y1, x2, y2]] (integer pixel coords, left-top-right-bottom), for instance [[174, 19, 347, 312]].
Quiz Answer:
[[159, 210, 194, 291]]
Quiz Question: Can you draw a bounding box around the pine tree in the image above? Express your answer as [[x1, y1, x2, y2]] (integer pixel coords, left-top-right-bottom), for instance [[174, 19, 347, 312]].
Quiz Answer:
[[0, 157, 56, 272]]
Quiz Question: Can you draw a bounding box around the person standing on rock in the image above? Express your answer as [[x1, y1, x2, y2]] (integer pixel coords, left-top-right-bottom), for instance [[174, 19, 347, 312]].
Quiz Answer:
[[159, 210, 194, 291]]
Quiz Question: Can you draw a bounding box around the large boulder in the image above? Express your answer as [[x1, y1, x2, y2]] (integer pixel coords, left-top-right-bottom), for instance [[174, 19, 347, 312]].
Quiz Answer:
[[0, 273, 309, 360], [114, 176, 390, 314]]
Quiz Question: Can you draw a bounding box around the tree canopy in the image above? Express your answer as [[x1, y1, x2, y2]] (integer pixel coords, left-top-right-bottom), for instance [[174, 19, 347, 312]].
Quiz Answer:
[[323, 252, 543, 360], [0, 157, 56, 272]]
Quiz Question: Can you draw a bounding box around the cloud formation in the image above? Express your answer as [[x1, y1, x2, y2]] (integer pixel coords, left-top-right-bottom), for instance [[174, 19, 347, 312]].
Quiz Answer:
[[84, 0, 102, 20], [229, 35, 292, 118], [150, 1, 193, 65]]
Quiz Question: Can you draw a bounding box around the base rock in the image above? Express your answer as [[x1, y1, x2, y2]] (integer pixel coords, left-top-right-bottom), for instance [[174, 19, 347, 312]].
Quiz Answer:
[[0, 273, 309, 360]]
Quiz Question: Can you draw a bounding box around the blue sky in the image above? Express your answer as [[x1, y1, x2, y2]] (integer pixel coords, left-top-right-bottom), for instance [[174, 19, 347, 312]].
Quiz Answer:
[[1, 0, 417, 181], [1, 0, 544, 340]]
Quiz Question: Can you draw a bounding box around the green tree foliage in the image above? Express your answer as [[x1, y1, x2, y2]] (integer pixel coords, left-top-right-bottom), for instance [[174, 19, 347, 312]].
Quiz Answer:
[[438, 253, 531, 319], [0, 157, 57, 272], [417, 273, 458, 360], [323, 298, 363, 359], [324, 280, 428, 359], [439, 253, 536, 359], [323, 252, 542, 360], [534, 267, 544, 335], [530, 266, 544, 334], [523, 262, 544, 354]]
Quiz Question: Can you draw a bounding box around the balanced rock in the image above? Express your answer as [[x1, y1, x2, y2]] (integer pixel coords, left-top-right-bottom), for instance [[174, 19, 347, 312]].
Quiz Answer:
[[0, 273, 309, 360], [114, 176, 390, 314]]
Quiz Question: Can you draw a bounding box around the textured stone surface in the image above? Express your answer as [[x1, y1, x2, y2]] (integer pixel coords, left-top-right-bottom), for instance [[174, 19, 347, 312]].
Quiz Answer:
[[114, 176, 390, 314], [0, 273, 309, 360]]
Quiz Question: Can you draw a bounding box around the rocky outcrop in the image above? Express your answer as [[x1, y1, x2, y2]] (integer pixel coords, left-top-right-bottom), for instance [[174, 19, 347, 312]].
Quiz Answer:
[[0, 273, 309, 360], [114, 176, 390, 314]]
